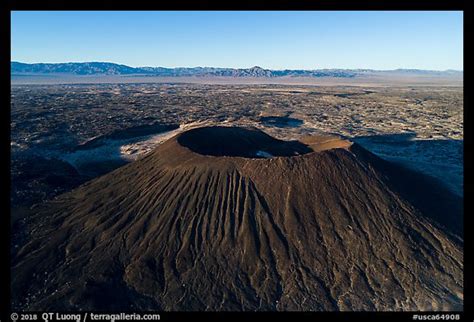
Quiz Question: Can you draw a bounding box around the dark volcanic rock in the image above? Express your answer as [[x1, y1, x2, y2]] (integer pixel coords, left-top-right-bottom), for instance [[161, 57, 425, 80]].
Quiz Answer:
[[11, 126, 463, 311], [259, 116, 304, 128], [10, 155, 86, 208]]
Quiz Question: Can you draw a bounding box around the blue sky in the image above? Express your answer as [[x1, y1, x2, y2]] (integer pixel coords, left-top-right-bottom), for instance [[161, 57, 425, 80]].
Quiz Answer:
[[11, 11, 463, 70]]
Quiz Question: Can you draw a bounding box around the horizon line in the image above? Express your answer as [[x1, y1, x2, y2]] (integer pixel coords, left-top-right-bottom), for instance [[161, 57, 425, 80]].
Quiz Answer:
[[11, 61, 463, 72]]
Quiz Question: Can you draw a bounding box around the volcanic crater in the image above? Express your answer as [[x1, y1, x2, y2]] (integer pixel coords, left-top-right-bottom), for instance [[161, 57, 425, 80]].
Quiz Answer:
[[177, 126, 314, 158], [11, 126, 463, 311]]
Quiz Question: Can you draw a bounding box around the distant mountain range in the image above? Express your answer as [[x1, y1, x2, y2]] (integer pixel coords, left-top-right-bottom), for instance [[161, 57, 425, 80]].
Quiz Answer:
[[11, 61, 462, 78]]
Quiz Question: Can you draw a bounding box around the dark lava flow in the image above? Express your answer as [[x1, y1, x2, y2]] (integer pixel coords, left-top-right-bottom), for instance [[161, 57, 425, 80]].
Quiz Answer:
[[259, 116, 303, 128]]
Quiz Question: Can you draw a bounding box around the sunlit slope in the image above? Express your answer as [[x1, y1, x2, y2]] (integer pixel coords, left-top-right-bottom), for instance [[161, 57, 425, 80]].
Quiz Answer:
[[12, 126, 463, 311]]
